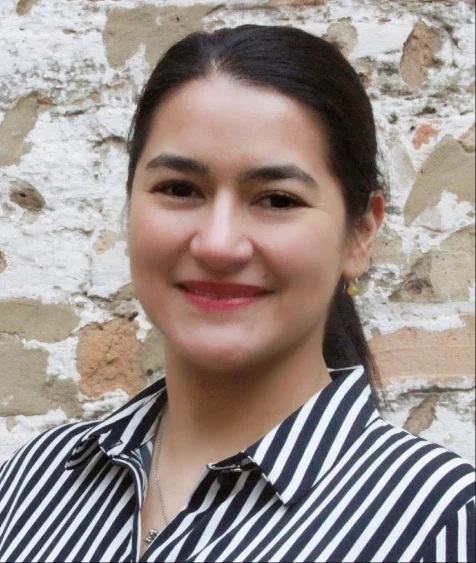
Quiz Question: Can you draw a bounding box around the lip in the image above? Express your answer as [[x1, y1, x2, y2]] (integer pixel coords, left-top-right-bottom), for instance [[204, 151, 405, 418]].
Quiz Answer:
[[177, 280, 270, 311]]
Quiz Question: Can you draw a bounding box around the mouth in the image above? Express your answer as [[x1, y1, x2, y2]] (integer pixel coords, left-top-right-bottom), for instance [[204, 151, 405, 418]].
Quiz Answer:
[[177, 281, 270, 311]]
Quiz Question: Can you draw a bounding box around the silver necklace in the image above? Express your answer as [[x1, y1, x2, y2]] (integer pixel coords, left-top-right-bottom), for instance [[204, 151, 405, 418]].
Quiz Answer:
[[145, 406, 169, 544]]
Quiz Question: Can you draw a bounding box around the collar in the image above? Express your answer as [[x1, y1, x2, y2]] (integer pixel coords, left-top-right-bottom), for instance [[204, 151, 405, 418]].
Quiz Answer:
[[210, 365, 379, 505], [65, 366, 379, 506], [65, 380, 167, 468]]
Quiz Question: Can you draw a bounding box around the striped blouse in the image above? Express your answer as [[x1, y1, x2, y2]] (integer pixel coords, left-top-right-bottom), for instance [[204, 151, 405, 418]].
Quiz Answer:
[[0, 366, 474, 562]]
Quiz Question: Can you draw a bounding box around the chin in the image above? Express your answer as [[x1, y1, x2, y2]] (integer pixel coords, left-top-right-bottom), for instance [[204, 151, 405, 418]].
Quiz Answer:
[[176, 339, 259, 376]]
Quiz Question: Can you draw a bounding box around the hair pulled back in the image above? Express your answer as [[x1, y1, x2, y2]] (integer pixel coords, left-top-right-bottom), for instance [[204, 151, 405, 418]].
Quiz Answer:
[[126, 24, 384, 390]]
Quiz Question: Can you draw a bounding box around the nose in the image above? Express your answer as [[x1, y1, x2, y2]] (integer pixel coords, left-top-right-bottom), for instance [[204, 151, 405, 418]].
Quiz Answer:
[[189, 193, 254, 272]]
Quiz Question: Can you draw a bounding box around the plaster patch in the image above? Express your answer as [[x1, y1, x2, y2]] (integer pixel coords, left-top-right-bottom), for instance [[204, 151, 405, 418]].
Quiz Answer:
[[413, 191, 474, 233], [420, 404, 475, 466], [23, 337, 81, 381], [81, 389, 129, 420], [88, 240, 130, 298], [0, 409, 69, 465]]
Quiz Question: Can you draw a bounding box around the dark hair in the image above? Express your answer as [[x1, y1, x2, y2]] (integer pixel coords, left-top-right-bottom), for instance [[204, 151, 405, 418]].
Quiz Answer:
[[126, 24, 384, 392]]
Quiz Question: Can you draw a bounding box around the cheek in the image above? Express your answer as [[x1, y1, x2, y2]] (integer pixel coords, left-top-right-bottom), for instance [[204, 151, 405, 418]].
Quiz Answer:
[[266, 222, 346, 285], [128, 206, 178, 263]]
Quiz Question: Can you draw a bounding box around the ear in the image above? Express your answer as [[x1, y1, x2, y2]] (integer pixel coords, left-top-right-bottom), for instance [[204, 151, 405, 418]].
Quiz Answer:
[[342, 190, 385, 280]]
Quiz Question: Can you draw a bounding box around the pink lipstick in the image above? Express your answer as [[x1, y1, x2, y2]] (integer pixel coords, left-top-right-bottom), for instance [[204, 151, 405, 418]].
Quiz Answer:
[[178, 281, 269, 312]]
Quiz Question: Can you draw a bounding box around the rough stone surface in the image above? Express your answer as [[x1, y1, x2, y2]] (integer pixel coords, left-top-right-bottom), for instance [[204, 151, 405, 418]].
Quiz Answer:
[[103, 4, 217, 69], [404, 135, 475, 225], [370, 315, 475, 383], [429, 226, 475, 301], [0, 252, 6, 274], [403, 395, 438, 435], [371, 224, 404, 267], [93, 230, 121, 254], [323, 18, 358, 57], [390, 228, 474, 303], [16, 0, 39, 15], [10, 180, 45, 211], [384, 377, 475, 465], [0, 299, 79, 343], [267, 0, 326, 5], [0, 334, 81, 418], [390, 254, 434, 302], [77, 318, 146, 399], [399, 22, 443, 87], [459, 123, 475, 152], [0, 94, 39, 166]]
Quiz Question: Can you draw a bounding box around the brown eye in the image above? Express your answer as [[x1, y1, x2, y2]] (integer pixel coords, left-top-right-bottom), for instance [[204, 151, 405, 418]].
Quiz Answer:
[[155, 181, 201, 199], [258, 192, 304, 210]]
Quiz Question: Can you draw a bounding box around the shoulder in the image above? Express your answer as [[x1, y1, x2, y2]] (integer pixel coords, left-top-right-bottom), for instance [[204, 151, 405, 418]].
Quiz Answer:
[[0, 419, 96, 496], [365, 415, 475, 508]]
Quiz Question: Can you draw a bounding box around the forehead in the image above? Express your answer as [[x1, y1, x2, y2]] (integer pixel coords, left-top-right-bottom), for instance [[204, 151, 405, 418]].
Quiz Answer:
[[139, 74, 329, 174]]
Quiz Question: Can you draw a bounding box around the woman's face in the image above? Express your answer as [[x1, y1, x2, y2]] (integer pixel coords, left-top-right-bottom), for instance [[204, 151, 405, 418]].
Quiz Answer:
[[129, 75, 376, 372]]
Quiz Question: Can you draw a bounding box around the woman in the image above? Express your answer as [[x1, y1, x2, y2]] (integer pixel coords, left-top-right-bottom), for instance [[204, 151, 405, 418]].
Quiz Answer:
[[0, 25, 474, 563]]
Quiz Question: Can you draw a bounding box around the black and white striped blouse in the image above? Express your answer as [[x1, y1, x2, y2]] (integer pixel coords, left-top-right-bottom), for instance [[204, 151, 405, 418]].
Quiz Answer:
[[0, 366, 474, 562]]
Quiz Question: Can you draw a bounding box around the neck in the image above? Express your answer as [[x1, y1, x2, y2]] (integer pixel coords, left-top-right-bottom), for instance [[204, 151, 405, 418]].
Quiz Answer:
[[161, 340, 331, 466]]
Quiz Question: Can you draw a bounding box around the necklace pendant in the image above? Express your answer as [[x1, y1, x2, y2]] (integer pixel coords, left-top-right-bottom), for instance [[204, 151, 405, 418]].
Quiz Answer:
[[145, 528, 159, 543]]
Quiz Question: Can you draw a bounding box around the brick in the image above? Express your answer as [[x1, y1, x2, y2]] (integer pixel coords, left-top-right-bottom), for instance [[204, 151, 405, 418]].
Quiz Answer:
[[370, 315, 475, 385], [412, 123, 439, 150], [77, 318, 146, 398]]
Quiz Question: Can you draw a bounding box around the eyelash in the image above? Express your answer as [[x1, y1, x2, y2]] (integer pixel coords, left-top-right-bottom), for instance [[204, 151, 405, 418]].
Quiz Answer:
[[152, 181, 305, 210], [258, 192, 304, 210], [152, 181, 199, 199]]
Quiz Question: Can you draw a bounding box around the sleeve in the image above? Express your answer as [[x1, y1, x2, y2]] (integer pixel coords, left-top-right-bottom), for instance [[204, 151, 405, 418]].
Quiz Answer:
[[423, 499, 476, 563]]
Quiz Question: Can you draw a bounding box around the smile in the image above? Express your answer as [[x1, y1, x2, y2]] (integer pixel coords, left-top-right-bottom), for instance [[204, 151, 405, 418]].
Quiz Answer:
[[177, 281, 270, 311]]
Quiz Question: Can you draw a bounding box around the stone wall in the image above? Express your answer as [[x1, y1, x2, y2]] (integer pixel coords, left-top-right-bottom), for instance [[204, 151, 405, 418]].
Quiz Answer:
[[0, 0, 474, 465]]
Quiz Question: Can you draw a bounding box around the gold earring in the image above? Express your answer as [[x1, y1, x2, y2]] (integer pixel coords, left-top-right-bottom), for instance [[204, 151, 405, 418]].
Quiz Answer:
[[346, 279, 360, 297]]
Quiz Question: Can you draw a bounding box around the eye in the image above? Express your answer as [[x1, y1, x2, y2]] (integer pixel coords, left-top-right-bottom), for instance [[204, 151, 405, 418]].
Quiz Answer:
[[257, 192, 305, 210], [153, 181, 201, 199]]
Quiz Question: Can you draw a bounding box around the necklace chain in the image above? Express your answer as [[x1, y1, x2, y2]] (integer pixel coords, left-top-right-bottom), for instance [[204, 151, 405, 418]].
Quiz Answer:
[[145, 405, 169, 545], [154, 405, 170, 526]]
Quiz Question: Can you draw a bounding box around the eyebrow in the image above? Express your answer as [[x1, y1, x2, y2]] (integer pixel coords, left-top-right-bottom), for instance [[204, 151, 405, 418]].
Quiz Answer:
[[242, 164, 318, 189], [145, 153, 319, 189], [146, 153, 208, 176]]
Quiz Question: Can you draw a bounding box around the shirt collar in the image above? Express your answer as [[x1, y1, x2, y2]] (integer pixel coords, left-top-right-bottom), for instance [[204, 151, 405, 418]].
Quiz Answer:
[[242, 365, 379, 504], [65, 378, 167, 469], [66, 366, 379, 506]]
